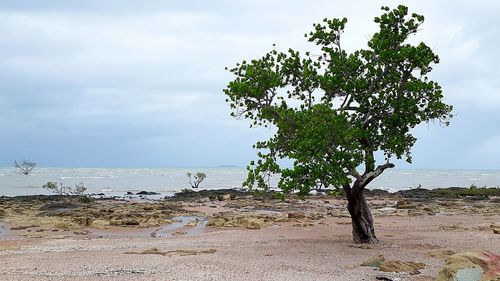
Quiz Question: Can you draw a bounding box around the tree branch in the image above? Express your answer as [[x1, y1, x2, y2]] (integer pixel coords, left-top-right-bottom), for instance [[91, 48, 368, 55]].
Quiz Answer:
[[348, 169, 362, 181], [360, 161, 395, 187]]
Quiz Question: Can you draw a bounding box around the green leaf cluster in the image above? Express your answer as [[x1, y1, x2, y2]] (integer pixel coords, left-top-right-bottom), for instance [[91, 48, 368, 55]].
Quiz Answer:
[[224, 6, 453, 195]]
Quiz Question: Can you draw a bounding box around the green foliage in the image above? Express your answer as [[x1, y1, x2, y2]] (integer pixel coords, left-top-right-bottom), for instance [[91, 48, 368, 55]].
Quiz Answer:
[[224, 6, 452, 195], [328, 188, 346, 197], [180, 188, 194, 194], [42, 181, 64, 195], [187, 172, 207, 189], [272, 192, 286, 201], [433, 186, 500, 197], [229, 193, 237, 200], [42, 181, 87, 196], [216, 194, 224, 201], [71, 182, 87, 196], [79, 195, 93, 204], [208, 195, 216, 201]]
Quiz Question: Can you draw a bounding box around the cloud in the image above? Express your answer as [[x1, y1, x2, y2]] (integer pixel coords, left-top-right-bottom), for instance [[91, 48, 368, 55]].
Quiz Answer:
[[0, 0, 498, 168], [476, 135, 500, 154]]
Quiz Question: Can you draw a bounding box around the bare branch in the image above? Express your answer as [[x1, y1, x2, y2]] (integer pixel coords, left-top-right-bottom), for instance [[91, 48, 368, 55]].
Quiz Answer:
[[360, 162, 395, 187], [348, 169, 362, 181]]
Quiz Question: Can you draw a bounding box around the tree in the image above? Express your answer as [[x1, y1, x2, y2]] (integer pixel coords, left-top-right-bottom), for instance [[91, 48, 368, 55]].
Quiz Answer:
[[224, 6, 453, 243], [14, 160, 37, 175], [187, 172, 207, 189]]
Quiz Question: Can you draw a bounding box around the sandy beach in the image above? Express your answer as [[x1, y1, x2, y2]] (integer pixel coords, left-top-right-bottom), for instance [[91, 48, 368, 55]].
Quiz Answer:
[[1, 190, 499, 280]]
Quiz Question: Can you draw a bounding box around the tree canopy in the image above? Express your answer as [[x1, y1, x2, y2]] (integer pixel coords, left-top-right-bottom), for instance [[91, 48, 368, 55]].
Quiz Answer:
[[224, 5, 452, 198]]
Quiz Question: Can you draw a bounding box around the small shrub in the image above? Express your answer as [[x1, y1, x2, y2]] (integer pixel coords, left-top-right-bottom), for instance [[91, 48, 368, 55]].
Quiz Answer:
[[70, 182, 87, 195], [208, 195, 216, 201], [42, 181, 65, 195], [272, 192, 285, 201], [187, 172, 206, 189], [179, 188, 194, 194], [229, 193, 237, 200], [42, 181, 87, 196], [79, 196, 93, 204], [216, 194, 224, 201]]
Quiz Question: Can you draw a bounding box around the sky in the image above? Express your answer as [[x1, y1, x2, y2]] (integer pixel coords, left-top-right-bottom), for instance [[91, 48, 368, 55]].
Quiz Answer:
[[0, 0, 499, 169]]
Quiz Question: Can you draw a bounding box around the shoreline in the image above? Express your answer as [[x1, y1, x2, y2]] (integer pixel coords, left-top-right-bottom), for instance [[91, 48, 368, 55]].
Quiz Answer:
[[1, 185, 499, 200], [2, 167, 500, 198], [0, 188, 499, 280]]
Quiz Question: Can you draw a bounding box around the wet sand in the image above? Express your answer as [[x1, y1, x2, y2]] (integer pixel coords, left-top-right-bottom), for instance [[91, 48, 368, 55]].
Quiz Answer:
[[0, 191, 499, 280]]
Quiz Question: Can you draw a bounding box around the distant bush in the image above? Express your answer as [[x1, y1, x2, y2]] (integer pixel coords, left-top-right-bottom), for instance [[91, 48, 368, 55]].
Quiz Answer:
[[433, 186, 500, 197], [79, 195, 93, 203], [14, 160, 37, 175], [187, 172, 206, 189], [42, 181, 87, 196], [42, 182, 64, 195], [216, 194, 224, 201], [179, 188, 194, 194]]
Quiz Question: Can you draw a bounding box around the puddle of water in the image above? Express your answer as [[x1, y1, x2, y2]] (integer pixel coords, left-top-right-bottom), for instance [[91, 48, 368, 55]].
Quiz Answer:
[[0, 222, 21, 240], [155, 216, 208, 238], [0, 222, 6, 238], [89, 215, 208, 239]]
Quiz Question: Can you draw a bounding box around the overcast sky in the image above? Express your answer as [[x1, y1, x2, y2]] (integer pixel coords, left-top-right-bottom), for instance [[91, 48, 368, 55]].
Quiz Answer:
[[0, 0, 499, 169]]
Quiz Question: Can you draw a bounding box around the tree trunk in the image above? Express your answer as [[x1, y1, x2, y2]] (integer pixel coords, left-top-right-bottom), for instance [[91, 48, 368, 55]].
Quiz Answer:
[[346, 189, 378, 244]]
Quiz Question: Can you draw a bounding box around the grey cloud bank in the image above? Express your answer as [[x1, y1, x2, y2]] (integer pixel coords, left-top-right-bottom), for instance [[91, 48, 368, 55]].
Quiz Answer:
[[0, 0, 499, 168]]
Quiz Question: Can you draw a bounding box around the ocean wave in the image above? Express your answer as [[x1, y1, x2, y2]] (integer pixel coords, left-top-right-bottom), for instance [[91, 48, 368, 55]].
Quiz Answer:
[[59, 176, 114, 180]]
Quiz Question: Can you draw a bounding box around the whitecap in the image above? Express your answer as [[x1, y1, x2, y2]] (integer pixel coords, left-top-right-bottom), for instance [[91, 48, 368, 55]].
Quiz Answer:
[[59, 176, 111, 179]]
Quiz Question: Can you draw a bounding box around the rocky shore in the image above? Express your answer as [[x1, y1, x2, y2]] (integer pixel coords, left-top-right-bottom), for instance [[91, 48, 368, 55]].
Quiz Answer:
[[0, 187, 499, 280]]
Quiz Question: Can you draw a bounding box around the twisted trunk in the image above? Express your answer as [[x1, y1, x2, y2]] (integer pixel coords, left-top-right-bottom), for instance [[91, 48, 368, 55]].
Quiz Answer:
[[346, 185, 378, 244], [343, 162, 393, 243]]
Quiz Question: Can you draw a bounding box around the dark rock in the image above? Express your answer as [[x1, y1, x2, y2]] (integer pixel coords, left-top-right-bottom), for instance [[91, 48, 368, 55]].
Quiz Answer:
[[39, 202, 78, 215], [136, 191, 160, 195], [376, 275, 399, 281], [110, 219, 140, 226], [464, 196, 488, 201], [366, 189, 391, 196], [395, 188, 433, 201], [39, 202, 78, 211], [168, 188, 250, 201], [126, 192, 134, 195], [288, 212, 306, 219], [10, 225, 39, 230]]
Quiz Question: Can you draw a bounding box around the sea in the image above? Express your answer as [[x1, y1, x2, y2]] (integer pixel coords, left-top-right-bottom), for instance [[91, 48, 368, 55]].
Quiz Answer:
[[1, 167, 500, 197]]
